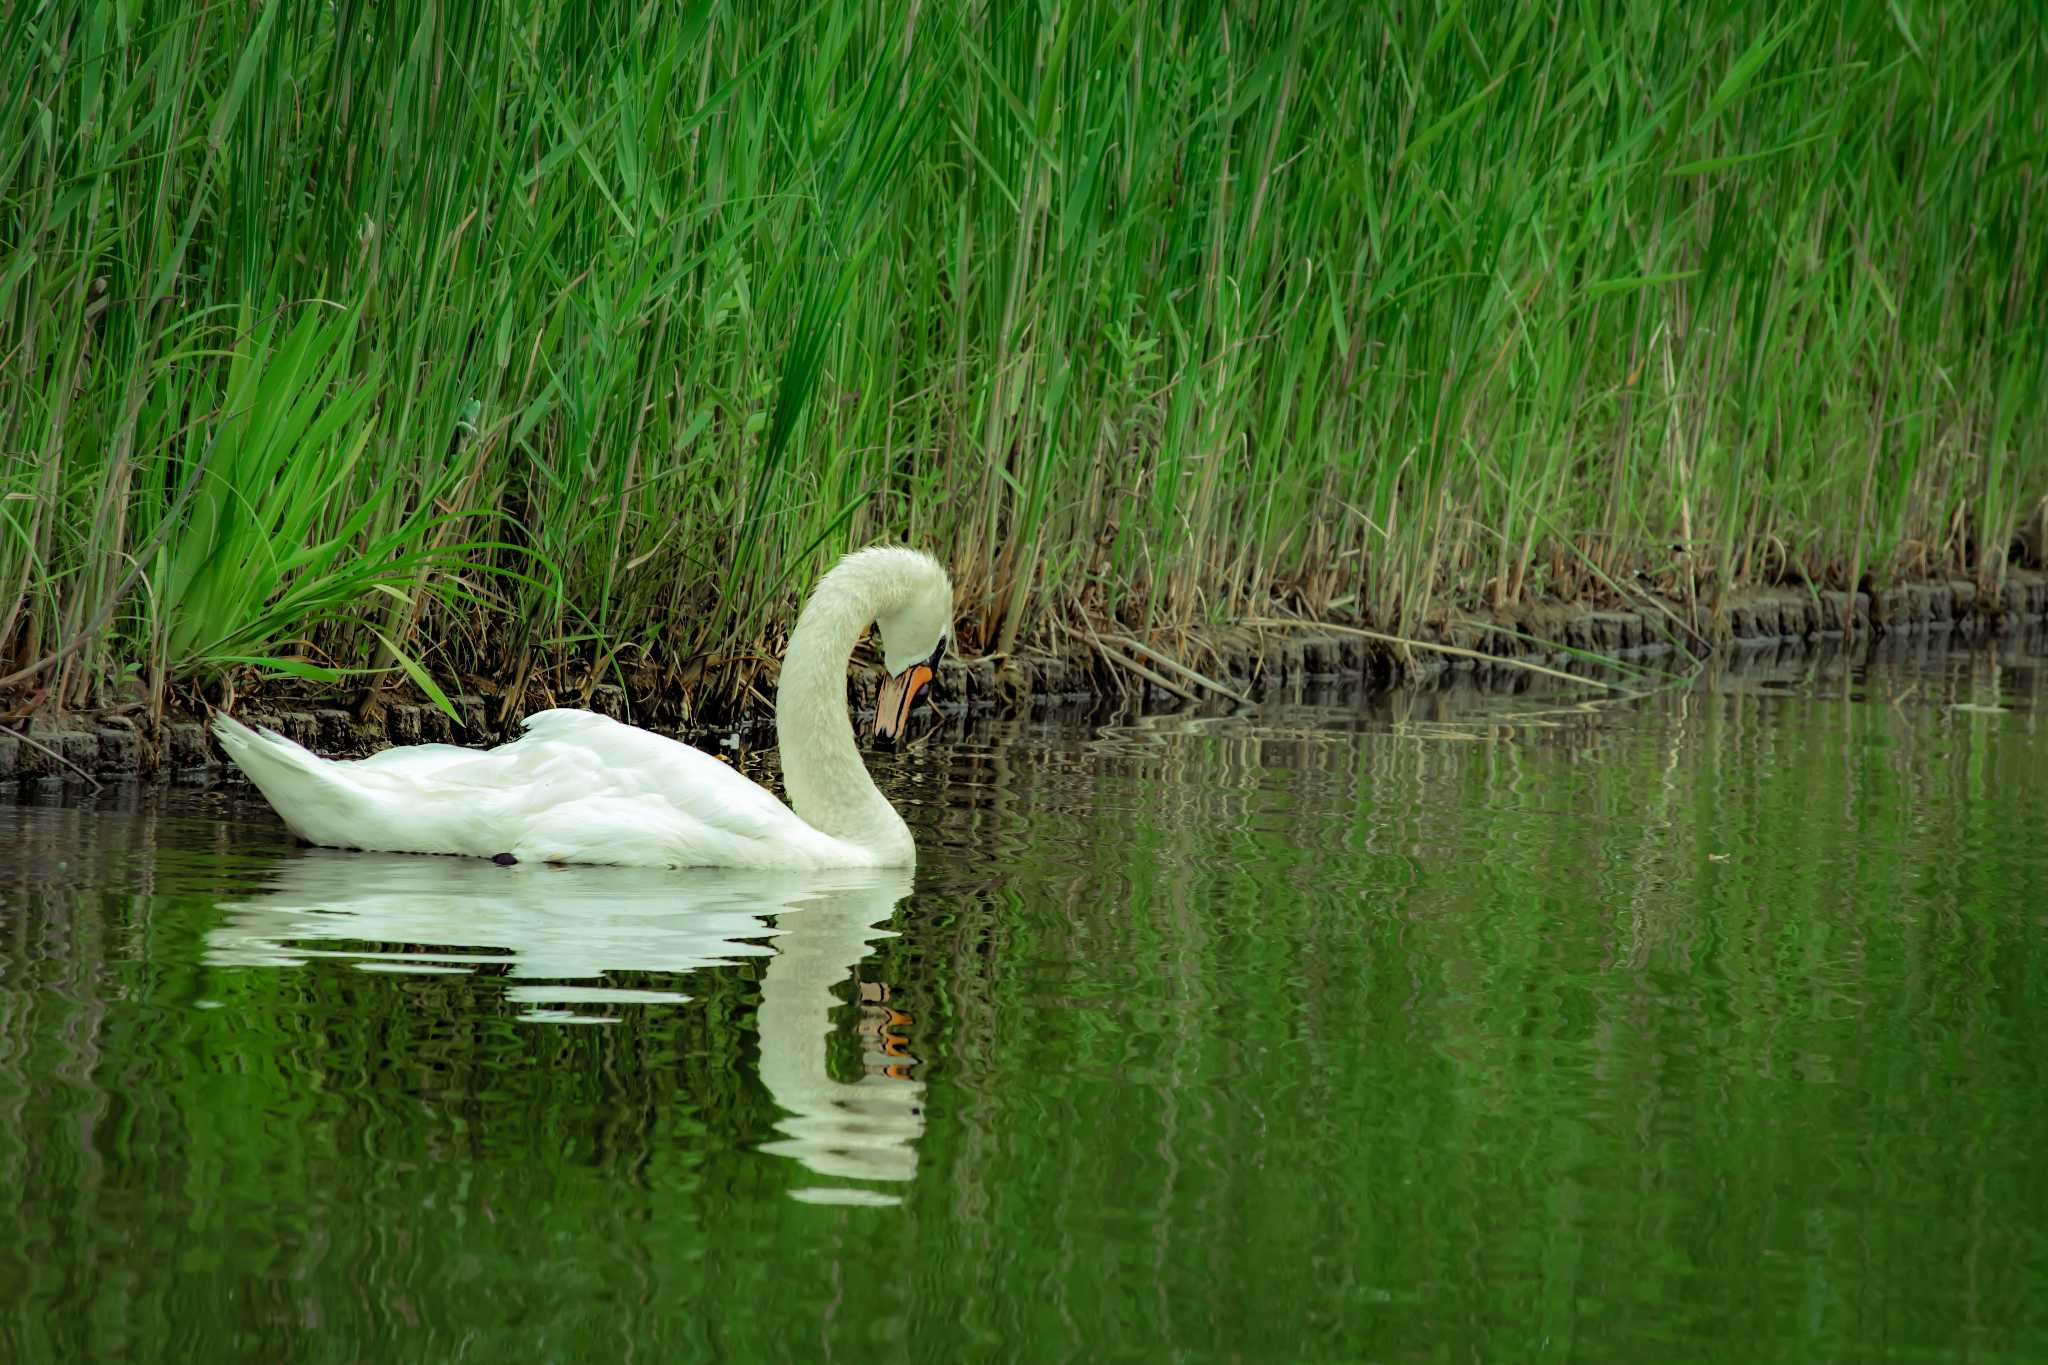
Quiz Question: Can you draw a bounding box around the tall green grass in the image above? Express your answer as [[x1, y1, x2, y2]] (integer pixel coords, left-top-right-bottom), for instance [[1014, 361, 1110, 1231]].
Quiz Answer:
[[2, 1, 2043, 712]]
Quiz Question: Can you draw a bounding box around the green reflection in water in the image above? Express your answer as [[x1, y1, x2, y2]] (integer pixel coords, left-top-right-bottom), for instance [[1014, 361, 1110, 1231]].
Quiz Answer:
[[2, 635, 2044, 1361]]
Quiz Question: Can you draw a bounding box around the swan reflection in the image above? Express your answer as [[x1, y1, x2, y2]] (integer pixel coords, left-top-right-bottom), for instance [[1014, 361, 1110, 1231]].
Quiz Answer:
[[206, 852, 923, 1203]]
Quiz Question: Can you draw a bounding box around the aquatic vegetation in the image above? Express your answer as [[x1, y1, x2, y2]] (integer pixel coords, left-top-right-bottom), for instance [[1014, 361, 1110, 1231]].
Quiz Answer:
[[2, 2, 2042, 711]]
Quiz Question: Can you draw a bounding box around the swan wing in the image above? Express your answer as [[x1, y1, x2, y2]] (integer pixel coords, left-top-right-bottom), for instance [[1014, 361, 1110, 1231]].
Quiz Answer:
[[495, 710, 843, 865], [509, 709, 789, 825]]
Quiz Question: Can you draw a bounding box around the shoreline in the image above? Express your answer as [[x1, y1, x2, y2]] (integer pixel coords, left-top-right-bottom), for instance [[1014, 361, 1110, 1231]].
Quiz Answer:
[[5, 571, 2044, 785]]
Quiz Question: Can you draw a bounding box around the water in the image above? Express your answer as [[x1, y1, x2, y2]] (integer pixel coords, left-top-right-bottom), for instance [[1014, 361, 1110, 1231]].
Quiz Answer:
[[3, 633, 2045, 1361]]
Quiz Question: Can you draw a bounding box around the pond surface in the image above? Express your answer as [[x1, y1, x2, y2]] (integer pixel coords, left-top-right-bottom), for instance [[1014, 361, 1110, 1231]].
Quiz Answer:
[[3, 632, 2046, 1361]]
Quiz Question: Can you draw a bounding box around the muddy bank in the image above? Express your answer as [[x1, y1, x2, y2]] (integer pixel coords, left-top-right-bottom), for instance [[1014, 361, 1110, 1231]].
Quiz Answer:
[[5, 571, 2044, 783]]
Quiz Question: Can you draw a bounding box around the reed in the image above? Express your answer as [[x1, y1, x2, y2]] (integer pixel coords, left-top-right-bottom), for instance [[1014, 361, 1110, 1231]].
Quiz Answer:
[[3, 2, 2042, 713]]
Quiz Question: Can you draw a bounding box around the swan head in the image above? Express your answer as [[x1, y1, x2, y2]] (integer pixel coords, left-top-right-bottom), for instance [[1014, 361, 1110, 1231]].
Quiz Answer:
[[856, 547, 952, 748]]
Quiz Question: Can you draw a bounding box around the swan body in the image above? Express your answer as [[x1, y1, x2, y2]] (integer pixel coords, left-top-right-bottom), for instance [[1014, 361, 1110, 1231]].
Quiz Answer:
[[213, 545, 952, 869]]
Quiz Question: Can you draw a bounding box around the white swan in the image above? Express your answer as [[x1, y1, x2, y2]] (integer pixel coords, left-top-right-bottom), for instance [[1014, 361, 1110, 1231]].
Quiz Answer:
[[211, 545, 953, 868]]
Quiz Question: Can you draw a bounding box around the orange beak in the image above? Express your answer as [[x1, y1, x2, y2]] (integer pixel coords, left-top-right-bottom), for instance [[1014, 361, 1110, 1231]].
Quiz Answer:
[[872, 662, 935, 748]]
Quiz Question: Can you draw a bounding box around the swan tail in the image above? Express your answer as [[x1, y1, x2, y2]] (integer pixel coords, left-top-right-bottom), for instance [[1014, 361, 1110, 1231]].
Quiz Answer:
[[212, 712, 352, 843], [212, 711, 321, 771]]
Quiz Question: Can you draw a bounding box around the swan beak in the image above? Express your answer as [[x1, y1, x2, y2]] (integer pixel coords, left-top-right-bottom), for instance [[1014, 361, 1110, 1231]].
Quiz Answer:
[[873, 662, 936, 749]]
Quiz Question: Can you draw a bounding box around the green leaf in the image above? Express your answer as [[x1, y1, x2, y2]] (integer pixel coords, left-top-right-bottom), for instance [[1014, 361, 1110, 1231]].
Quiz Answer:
[[204, 655, 347, 684], [371, 628, 461, 726], [1587, 270, 1699, 297]]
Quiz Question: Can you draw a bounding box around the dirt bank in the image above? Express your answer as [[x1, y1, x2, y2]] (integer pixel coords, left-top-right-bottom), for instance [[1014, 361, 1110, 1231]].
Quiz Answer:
[[5, 571, 2044, 784]]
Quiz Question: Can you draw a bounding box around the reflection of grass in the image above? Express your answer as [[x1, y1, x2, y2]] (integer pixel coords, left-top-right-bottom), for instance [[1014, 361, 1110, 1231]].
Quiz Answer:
[[892, 675, 2048, 1356], [3, 5, 2043, 715]]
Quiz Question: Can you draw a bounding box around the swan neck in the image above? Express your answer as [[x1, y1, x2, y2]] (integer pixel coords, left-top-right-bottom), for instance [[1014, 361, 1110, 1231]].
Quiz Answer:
[[775, 567, 912, 861]]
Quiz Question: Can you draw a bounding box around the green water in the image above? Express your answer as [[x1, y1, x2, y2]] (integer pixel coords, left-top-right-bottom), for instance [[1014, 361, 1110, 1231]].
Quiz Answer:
[[4, 635, 2046, 1362]]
